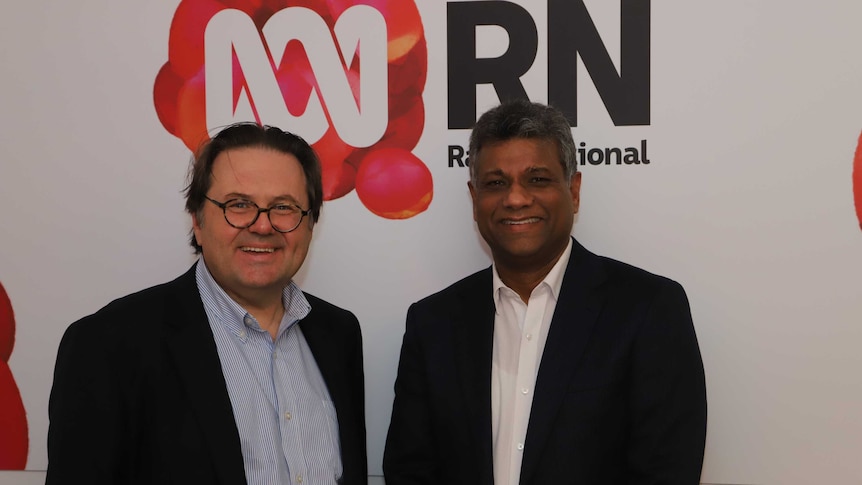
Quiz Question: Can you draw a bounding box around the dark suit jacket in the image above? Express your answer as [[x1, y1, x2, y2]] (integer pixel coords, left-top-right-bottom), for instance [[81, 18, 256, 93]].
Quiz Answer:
[[47, 264, 367, 485], [383, 238, 706, 485]]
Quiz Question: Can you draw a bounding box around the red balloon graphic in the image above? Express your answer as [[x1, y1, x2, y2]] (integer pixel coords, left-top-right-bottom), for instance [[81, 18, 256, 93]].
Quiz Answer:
[[0, 284, 13, 363], [153, 0, 430, 218], [355, 148, 432, 219], [854, 131, 862, 231], [0, 282, 28, 470]]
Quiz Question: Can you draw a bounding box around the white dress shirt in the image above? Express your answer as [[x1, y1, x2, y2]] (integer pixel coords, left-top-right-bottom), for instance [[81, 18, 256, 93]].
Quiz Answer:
[[196, 261, 343, 485], [491, 239, 572, 485]]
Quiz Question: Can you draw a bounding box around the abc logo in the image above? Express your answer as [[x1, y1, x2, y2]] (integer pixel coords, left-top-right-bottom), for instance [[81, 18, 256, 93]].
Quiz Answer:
[[154, 0, 432, 219]]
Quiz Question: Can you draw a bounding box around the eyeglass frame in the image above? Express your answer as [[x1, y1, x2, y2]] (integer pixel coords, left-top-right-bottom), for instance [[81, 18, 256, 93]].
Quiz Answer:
[[204, 196, 311, 233]]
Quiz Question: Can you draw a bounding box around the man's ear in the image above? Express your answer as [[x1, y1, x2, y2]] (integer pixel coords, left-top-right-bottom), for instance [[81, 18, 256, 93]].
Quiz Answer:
[[570, 172, 582, 214], [192, 211, 203, 245], [468, 181, 478, 222]]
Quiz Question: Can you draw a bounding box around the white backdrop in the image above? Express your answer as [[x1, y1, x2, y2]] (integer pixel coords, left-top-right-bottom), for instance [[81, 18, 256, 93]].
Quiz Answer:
[[1, 1, 861, 483]]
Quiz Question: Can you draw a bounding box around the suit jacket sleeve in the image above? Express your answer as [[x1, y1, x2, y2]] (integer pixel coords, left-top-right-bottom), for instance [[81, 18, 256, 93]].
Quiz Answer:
[[383, 303, 439, 485], [46, 269, 248, 485], [626, 280, 707, 484], [47, 317, 133, 484]]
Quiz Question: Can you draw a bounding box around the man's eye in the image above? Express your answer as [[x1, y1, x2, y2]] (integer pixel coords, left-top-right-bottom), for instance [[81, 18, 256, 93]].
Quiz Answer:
[[272, 204, 298, 213], [228, 201, 254, 210], [483, 179, 505, 188], [529, 177, 552, 184]]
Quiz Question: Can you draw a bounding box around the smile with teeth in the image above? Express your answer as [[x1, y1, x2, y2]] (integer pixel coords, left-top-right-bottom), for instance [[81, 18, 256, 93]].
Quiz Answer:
[[503, 217, 541, 225], [241, 247, 275, 253]]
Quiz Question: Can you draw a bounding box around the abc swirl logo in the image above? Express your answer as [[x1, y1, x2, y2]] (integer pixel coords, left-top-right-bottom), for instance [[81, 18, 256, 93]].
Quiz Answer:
[[154, 0, 431, 219]]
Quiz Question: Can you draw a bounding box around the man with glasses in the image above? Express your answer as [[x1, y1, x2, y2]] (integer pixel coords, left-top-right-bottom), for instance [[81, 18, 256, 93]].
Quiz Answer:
[[47, 123, 367, 485]]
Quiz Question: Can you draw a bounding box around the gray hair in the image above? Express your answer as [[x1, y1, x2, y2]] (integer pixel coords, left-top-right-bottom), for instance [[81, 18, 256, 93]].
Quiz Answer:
[[468, 99, 577, 185]]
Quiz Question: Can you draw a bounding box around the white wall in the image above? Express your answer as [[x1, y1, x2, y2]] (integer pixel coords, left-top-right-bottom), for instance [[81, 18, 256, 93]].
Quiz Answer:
[[1, 1, 861, 483]]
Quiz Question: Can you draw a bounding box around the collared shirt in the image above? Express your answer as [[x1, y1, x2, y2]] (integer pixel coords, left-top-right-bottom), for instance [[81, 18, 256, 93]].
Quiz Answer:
[[196, 261, 343, 485], [491, 239, 573, 485]]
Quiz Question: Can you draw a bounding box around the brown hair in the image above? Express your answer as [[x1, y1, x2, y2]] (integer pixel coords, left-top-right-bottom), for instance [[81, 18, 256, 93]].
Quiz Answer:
[[184, 122, 323, 253]]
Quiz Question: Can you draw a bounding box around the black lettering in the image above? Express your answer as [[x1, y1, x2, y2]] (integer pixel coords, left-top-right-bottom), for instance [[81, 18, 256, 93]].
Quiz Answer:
[[587, 148, 604, 165], [578, 142, 587, 165], [447, 1, 538, 129], [624, 147, 638, 164], [548, 0, 650, 126], [640, 139, 650, 164], [449, 145, 466, 167], [605, 147, 622, 165]]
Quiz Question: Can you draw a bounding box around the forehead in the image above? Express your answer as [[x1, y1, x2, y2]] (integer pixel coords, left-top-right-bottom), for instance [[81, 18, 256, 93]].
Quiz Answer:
[[474, 138, 562, 175], [209, 146, 307, 201]]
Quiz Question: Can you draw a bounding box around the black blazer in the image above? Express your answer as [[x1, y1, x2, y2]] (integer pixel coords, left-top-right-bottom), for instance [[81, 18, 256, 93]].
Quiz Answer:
[[47, 264, 367, 485], [383, 238, 707, 485]]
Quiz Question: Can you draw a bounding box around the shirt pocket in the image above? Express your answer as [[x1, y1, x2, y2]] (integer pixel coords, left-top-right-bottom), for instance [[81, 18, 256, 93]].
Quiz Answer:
[[321, 399, 344, 480]]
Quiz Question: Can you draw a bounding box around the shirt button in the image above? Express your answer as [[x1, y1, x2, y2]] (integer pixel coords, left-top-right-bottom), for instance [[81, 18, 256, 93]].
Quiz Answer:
[[243, 316, 253, 325], [296, 474, 303, 483], [525, 333, 533, 341], [521, 388, 529, 395], [284, 411, 292, 420], [517, 443, 524, 451], [272, 351, 278, 359]]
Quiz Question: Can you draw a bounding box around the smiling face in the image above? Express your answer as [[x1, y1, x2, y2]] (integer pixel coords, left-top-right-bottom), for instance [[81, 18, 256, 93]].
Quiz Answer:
[[192, 146, 312, 307], [469, 137, 581, 274]]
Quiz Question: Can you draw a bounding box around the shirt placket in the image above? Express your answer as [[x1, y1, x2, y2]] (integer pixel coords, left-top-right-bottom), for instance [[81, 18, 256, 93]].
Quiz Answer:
[[509, 290, 547, 485], [274, 327, 308, 485]]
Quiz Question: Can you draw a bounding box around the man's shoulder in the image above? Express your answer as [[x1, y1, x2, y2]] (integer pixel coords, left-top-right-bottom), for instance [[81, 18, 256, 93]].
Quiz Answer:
[[597, 254, 676, 283], [579, 246, 686, 298], [303, 291, 360, 324], [68, 267, 198, 336], [410, 266, 491, 312]]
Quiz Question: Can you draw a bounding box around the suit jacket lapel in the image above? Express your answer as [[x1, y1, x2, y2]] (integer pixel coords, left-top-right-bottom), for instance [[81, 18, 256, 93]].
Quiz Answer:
[[452, 268, 496, 485], [298, 307, 356, 472], [164, 265, 247, 485], [298, 309, 343, 416], [519, 240, 607, 484]]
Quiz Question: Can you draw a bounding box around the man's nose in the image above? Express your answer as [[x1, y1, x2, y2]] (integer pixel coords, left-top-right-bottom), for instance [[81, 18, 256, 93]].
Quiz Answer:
[[248, 209, 276, 234], [502, 182, 533, 208]]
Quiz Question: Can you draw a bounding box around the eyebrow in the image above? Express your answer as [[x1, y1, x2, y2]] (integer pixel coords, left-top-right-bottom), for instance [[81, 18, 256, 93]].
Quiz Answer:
[[479, 169, 506, 178], [222, 192, 304, 206], [479, 166, 553, 177]]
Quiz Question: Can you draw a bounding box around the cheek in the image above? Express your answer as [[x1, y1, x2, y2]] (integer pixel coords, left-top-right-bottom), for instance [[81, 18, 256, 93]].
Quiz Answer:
[[195, 217, 239, 250], [288, 228, 313, 254], [475, 196, 498, 219]]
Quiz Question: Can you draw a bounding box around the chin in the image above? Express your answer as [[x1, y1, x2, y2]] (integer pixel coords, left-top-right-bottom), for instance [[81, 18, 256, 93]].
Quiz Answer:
[[494, 244, 543, 261]]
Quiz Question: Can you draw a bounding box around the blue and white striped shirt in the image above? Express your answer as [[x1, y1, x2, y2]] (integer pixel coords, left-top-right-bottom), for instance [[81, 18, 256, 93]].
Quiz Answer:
[[196, 261, 343, 485]]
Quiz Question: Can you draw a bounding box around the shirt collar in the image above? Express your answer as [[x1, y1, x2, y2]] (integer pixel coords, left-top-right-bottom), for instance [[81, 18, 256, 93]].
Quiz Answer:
[[492, 238, 573, 311], [195, 259, 311, 340]]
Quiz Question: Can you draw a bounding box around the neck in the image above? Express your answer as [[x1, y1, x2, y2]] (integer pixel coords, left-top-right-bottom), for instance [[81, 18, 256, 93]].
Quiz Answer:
[[251, 304, 285, 341], [495, 258, 559, 304], [227, 288, 285, 340]]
